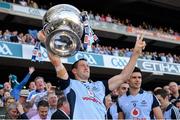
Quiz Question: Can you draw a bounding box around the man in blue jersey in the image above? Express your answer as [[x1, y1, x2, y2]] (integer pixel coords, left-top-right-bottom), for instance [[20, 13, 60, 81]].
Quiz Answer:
[[117, 67, 163, 119], [107, 82, 129, 120], [38, 31, 146, 119], [154, 89, 180, 119]]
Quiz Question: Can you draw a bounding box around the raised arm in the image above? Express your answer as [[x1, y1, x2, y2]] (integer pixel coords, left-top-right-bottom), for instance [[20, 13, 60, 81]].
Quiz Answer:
[[38, 30, 69, 80], [108, 34, 146, 91]]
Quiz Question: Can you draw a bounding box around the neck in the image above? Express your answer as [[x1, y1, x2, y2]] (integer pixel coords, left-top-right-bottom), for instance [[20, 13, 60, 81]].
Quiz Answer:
[[130, 88, 140, 96], [59, 108, 69, 115], [79, 79, 88, 82], [172, 92, 179, 97], [162, 102, 170, 112], [75, 76, 88, 82], [50, 105, 57, 109]]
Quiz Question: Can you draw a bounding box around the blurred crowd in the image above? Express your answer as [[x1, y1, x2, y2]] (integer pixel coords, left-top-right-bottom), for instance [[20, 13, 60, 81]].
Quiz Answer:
[[0, 29, 180, 64], [0, 66, 179, 119], [0, 29, 36, 45], [1, 0, 180, 36]]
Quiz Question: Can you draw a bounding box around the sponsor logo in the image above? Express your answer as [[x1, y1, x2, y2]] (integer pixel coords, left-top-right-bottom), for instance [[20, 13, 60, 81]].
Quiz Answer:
[[82, 96, 101, 104], [131, 107, 140, 117], [28, 8, 41, 16], [111, 57, 128, 67], [75, 53, 97, 65], [140, 60, 180, 74], [68, 52, 104, 66], [0, 43, 12, 55]]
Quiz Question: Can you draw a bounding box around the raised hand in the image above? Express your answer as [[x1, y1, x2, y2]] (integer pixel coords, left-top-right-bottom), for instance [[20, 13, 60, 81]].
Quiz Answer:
[[133, 34, 146, 55], [29, 66, 35, 74], [37, 30, 46, 42], [48, 53, 61, 67]]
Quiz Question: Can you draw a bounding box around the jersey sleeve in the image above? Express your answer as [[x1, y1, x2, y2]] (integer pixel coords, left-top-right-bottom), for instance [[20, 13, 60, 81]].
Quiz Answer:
[[57, 77, 70, 90], [117, 101, 123, 112], [102, 80, 111, 96], [171, 106, 180, 119], [152, 94, 160, 108]]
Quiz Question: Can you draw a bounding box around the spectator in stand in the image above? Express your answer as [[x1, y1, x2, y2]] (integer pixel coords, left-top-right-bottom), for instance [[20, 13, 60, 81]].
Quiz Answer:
[[28, 81, 36, 92], [5, 96, 15, 107], [154, 89, 180, 119], [139, 51, 146, 59], [38, 29, 146, 119], [5, 103, 19, 119], [19, 0, 28, 6], [47, 92, 58, 118], [51, 95, 70, 119], [100, 14, 106, 22], [174, 100, 180, 110], [10, 30, 19, 43], [145, 51, 152, 60], [25, 34, 35, 45], [95, 13, 101, 21], [106, 13, 112, 23], [117, 67, 163, 119], [0, 84, 4, 107], [3, 29, 11, 42], [16, 102, 29, 119], [88, 10, 94, 20], [21, 102, 34, 119], [160, 53, 167, 62], [10, 66, 35, 101], [169, 82, 180, 104], [107, 82, 129, 119], [112, 47, 119, 56], [29, 0, 38, 8], [27, 76, 47, 102], [3, 91, 11, 105], [173, 54, 180, 63], [166, 53, 174, 63], [3, 82, 12, 92], [124, 48, 133, 57], [30, 100, 49, 120], [17, 89, 29, 105], [163, 85, 171, 96], [18, 32, 25, 44]]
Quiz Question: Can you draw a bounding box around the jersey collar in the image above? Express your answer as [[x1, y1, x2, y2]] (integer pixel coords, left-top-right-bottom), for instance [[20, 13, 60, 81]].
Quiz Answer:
[[126, 88, 144, 96]]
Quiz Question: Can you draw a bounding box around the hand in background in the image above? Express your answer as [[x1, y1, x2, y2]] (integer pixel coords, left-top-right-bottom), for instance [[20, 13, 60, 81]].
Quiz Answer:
[[29, 67, 35, 75]]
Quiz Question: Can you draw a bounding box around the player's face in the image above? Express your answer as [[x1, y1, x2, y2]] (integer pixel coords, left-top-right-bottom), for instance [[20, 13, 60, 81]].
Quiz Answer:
[[156, 95, 166, 111], [75, 60, 90, 80], [118, 83, 129, 96], [128, 72, 142, 89]]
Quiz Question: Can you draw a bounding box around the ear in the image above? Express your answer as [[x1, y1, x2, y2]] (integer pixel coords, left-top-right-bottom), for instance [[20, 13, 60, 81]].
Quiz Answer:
[[127, 79, 130, 84], [72, 68, 77, 75]]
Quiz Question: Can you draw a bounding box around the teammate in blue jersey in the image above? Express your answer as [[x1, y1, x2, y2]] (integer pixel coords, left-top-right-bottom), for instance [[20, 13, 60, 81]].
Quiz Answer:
[[117, 67, 163, 120], [38, 31, 146, 119], [154, 89, 180, 119]]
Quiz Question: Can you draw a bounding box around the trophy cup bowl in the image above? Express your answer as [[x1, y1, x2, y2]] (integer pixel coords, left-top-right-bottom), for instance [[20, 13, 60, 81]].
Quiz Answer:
[[43, 4, 84, 57]]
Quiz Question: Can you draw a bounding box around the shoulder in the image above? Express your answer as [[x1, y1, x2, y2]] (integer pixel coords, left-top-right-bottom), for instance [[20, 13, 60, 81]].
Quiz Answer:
[[30, 114, 40, 120]]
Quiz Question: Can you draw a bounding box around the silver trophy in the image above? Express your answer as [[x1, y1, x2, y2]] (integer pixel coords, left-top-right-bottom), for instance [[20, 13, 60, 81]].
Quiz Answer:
[[42, 4, 84, 57]]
